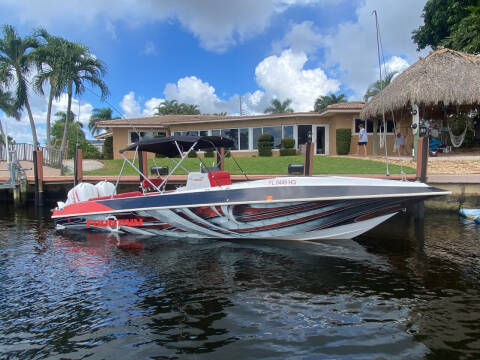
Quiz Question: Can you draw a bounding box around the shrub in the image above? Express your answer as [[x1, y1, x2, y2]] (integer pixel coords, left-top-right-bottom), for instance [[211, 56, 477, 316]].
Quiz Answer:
[[204, 148, 215, 157], [281, 137, 295, 149], [336, 128, 352, 155], [187, 150, 197, 158], [103, 136, 113, 159], [280, 148, 297, 156], [258, 133, 273, 157]]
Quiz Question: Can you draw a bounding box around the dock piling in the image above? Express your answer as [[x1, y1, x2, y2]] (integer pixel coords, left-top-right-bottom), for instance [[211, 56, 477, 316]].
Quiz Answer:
[[304, 143, 314, 176], [33, 150, 45, 206], [74, 149, 83, 186]]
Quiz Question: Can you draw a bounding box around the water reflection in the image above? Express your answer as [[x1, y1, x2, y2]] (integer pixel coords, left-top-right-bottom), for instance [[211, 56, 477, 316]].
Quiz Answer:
[[0, 206, 479, 359]]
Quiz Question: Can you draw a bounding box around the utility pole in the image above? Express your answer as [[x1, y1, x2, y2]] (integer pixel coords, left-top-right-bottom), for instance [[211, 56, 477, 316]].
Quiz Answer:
[[239, 96, 242, 115]]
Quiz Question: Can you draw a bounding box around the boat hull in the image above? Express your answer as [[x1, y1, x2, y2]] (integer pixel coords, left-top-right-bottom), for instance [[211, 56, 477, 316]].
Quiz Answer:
[[52, 177, 450, 240]]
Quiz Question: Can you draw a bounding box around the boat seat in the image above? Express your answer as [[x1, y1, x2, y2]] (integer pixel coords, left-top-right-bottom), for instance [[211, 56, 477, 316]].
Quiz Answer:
[[89, 191, 143, 201], [141, 178, 163, 191], [208, 171, 232, 187]]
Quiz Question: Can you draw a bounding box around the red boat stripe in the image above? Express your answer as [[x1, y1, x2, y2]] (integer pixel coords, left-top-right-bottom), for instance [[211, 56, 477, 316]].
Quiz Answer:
[[52, 201, 113, 217]]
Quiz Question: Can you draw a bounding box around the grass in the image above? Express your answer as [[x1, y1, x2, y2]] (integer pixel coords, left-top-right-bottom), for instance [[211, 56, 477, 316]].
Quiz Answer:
[[84, 155, 415, 176]]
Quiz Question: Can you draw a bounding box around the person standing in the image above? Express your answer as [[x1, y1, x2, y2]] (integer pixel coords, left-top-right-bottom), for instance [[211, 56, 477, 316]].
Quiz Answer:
[[394, 132, 405, 156], [356, 123, 368, 156]]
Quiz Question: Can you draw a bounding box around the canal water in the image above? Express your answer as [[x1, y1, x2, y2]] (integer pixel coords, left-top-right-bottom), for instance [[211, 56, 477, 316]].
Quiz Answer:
[[0, 205, 479, 360]]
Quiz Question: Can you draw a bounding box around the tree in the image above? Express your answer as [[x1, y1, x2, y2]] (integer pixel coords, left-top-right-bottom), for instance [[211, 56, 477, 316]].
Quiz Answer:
[[0, 89, 19, 142], [33, 28, 68, 146], [442, 3, 480, 53], [56, 41, 109, 162], [0, 25, 40, 147], [314, 93, 347, 112], [51, 111, 99, 158], [155, 100, 182, 115], [155, 100, 201, 115], [264, 99, 294, 114], [88, 107, 116, 136], [412, 0, 477, 51], [363, 71, 397, 102]]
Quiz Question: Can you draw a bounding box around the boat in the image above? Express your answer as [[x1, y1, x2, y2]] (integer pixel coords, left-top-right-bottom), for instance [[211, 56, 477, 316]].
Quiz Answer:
[[52, 135, 450, 240]]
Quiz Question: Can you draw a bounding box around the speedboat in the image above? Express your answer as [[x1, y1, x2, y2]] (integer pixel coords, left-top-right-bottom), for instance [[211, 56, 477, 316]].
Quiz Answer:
[[52, 135, 450, 240]]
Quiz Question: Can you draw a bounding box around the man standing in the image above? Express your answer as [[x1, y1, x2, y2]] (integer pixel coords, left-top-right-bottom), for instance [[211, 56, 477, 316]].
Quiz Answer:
[[356, 123, 368, 156]]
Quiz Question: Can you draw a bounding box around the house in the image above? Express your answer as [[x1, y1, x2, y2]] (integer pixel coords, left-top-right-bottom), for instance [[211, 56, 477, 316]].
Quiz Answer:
[[97, 101, 398, 159]]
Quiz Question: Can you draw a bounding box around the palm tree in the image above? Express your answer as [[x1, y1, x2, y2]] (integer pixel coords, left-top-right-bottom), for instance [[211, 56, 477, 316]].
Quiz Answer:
[[180, 103, 200, 115], [51, 110, 83, 152], [0, 25, 40, 147], [0, 88, 19, 142], [33, 28, 68, 146], [155, 100, 182, 115], [363, 71, 397, 102], [314, 93, 347, 112], [264, 99, 294, 114], [88, 107, 116, 136], [57, 41, 109, 160]]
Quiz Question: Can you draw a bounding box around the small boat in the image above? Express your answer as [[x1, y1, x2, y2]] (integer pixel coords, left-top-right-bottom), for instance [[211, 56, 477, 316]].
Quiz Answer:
[[52, 136, 450, 240], [459, 208, 480, 222]]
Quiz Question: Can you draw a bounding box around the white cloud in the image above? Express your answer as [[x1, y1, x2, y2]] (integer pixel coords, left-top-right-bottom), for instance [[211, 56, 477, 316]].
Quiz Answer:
[[142, 97, 164, 116], [120, 91, 141, 118], [0, 0, 325, 52], [272, 21, 324, 54], [255, 49, 339, 111], [143, 41, 158, 56], [385, 55, 409, 75]]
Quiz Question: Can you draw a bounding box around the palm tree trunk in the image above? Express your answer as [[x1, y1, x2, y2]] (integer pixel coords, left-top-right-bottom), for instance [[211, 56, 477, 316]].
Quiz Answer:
[[46, 87, 54, 146], [60, 81, 72, 159], [24, 97, 39, 149]]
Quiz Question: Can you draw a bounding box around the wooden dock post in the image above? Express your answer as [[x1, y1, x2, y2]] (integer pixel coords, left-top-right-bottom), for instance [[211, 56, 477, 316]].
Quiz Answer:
[[138, 151, 148, 183], [304, 142, 314, 176], [33, 150, 45, 206], [74, 149, 83, 186], [218, 147, 225, 171], [416, 136, 428, 182]]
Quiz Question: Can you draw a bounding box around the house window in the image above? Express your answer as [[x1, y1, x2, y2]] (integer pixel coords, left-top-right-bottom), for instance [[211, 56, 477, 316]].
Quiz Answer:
[[354, 119, 374, 133], [199, 130, 209, 136], [263, 126, 282, 148], [252, 128, 262, 149], [211, 129, 221, 136], [239, 128, 249, 150], [221, 129, 239, 149], [129, 131, 166, 143], [283, 125, 294, 140]]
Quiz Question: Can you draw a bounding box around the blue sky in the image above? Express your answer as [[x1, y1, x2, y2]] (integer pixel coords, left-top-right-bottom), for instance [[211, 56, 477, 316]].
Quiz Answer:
[[0, 0, 428, 143]]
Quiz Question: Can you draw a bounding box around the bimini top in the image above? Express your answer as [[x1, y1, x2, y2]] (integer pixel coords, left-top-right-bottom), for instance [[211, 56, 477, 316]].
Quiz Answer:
[[119, 135, 234, 157]]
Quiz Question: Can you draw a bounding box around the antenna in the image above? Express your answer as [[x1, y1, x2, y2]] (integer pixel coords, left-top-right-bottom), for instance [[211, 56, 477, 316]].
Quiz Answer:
[[373, 10, 390, 176]]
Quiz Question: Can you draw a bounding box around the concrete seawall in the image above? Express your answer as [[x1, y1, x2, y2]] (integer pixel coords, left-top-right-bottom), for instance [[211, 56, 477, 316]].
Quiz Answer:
[[426, 174, 480, 211]]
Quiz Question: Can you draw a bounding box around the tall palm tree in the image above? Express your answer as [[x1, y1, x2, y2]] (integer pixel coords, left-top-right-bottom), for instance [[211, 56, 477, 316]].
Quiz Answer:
[[363, 71, 397, 102], [88, 107, 117, 135], [57, 41, 109, 160], [0, 25, 40, 147], [155, 100, 182, 115], [264, 99, 294, 114], [314, 93, 347, 112], [33, 28, 68, 146]]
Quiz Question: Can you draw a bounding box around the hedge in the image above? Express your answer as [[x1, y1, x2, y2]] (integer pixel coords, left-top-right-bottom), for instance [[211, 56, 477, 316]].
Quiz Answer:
[[257, 133, 273, 157], [336, 128, 352, 155], [204, 148, 215, 157], [280, 148, 297, 156], [281, 137, 295, 149], [103, 136, 113, 159]]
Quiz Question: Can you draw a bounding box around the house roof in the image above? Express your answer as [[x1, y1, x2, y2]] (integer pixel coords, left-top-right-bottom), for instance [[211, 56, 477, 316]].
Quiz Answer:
[[360, 48, 480, 119], [96, 102, 365, 128]]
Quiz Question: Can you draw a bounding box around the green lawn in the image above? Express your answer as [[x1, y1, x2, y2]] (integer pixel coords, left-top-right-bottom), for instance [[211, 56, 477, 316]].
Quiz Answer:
[[84, 156, 415, 176]]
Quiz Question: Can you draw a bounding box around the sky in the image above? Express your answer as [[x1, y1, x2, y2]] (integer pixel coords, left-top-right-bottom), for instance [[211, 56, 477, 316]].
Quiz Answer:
[[0, 0, 429, 144]]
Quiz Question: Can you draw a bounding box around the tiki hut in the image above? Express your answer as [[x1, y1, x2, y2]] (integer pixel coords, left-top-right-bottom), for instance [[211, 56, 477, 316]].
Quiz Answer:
[[360, 48, 480, 155], [361, 48, 480, 119]]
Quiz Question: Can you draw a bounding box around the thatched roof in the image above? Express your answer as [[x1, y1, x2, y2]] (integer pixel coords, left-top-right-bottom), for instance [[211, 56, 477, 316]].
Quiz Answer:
[[360, 48, 480, 119]]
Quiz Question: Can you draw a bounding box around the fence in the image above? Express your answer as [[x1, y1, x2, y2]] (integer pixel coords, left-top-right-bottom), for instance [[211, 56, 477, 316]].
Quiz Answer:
[[0, 143, 65, 169]]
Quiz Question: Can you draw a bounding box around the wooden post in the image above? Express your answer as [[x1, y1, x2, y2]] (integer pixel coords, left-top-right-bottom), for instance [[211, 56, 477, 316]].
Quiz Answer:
[[219, 147, 225, 171], [304, 142, 314, 176], [416, 137, 428, 182], [138, 151, 148, 183], [33, 150, 45, 206], [372, 119, 378, 156], [74, 148, 83, 186], [412, 104, 420, 160]]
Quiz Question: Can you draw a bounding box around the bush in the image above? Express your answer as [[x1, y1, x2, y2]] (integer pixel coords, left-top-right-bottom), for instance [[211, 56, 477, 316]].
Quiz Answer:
[[79, 141, 101, 159], [204, 148, 215, 157], [280, 148, 297, 156], [187, 150, 197, 158], [103, 136, 113, 159], [258, 133, 273, 157], [336, 128, 352, 155], [281, 137, 295, 149]]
